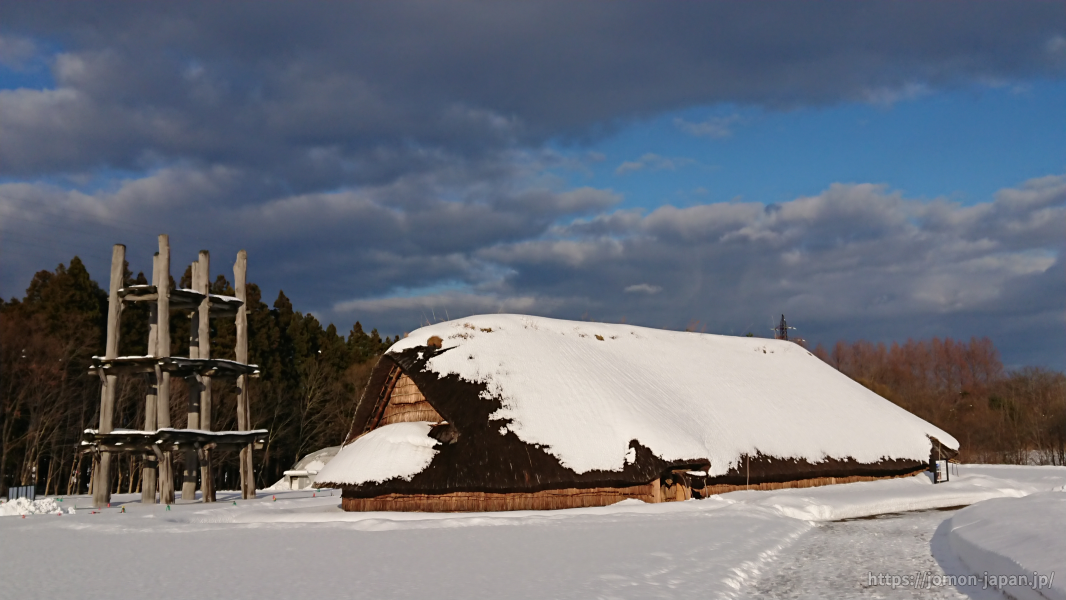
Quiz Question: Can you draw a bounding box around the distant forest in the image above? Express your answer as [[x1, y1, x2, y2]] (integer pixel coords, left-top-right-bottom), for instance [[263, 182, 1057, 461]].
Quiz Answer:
[[1, 256, 396, 496], [2, 257, 1064, 496], [811, 339, 1066, 465]]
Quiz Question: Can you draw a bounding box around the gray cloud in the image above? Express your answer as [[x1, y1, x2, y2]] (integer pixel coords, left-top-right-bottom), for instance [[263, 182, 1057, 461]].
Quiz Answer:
[[3, 161, 1063, 367], [0, 155, 618, 311], [3, 2, 1066, 369], [472, 175, 1066, 367], [0, 34, 38, 68], [2, 2, 1065, 181]]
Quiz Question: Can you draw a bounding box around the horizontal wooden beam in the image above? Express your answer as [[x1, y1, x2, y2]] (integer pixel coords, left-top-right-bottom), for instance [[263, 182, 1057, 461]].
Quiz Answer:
[[80, 427, 267, 454], [118, 285, 242, 317], [89, 356, 259, 379]]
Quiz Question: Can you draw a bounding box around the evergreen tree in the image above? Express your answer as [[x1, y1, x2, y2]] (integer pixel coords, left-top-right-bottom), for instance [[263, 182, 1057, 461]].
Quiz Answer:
[[210, 274, 237, 361], [322, 323, 350, 374], [347, 321, 373, 363], [169, 270, 191, 358], [21, 257, 107, 344], [119, 267, 150, 356], [1, 257, 108, 495], [243, 285, 276, 382], [369, 328, 384, 356], [274, 291, 294, 332]]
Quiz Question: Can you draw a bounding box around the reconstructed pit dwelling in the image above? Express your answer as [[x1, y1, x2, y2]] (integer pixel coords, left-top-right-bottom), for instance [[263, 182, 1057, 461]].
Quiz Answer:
[[315, 315, 958, 512]]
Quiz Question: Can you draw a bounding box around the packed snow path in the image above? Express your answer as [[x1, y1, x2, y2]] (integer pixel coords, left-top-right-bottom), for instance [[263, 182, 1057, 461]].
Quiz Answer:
[[754, 508, 969, 599], [1, 466, 1063, 599]]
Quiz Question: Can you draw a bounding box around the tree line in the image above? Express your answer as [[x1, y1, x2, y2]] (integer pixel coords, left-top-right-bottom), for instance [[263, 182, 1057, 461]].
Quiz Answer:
[[812, 338, 1066, 464], [1, 256, 395, 496], [3, 257, 1065, 496]]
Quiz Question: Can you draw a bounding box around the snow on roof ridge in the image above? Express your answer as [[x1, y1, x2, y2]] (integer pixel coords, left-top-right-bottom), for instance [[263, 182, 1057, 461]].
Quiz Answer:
[[387, 314, 958, 478]]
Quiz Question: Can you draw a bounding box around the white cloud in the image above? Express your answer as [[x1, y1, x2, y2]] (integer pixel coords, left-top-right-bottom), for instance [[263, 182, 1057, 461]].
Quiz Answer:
[[334, 292, 540, 315], [615, 153, 696, 175], [1047, 35, 1066, 55], [674, 114, 741, 139], [625, 284, 662, 294], [858, 83, 930, 107]]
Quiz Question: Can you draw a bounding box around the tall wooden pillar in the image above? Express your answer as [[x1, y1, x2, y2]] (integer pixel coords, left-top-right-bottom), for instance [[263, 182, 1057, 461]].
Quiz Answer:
[[197, 251, 215, 502], [234, 250, 255, 499], [141, 253, 160, 504], [92, 244, 125, 508], [181, 375, 201, 501], [156, 235, 175, 504], [181, 260, 201, 502]]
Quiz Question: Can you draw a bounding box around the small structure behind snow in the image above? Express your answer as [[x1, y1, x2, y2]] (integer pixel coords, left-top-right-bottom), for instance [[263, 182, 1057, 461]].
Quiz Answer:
[[268, 446, 341, 490]]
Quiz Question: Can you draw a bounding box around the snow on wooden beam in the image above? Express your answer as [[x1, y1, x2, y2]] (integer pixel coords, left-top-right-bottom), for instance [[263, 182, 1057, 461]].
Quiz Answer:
[[81, 428, 268, 454], [118, 285, 243, 317], [89, 356, 260, 378]]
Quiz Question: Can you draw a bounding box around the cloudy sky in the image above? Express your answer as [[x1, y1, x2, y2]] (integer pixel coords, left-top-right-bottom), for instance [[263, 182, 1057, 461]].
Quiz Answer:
[[2, 2, 1064, 368]]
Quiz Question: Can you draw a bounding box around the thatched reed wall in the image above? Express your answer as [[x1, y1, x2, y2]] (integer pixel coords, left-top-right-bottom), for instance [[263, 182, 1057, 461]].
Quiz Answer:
[[339, 468, 927, 512], [380, 373, 442, 426], [700, 468, 926, 496], [342, 481, 660, 512]]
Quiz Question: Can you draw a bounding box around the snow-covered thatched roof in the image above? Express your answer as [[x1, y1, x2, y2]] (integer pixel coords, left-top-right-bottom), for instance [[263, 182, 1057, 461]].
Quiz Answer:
[[317, 314, 957, 491]]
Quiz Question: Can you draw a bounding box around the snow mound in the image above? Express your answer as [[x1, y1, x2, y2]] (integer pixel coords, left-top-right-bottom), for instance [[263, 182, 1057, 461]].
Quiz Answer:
[[0, 497, 76, 517], [947, 492, 1066, 600], [315, 422, 439, 486], [390, 315, 958, 475]]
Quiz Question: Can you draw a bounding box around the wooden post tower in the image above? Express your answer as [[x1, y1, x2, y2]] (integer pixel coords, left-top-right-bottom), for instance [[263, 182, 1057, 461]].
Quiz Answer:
[[86, 235, 266, 508]]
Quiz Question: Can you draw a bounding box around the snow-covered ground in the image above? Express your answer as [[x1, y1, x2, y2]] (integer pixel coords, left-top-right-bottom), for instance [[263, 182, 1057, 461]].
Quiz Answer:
[[945, 491, 1066, 600], [1, 465, 1063, 599]]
